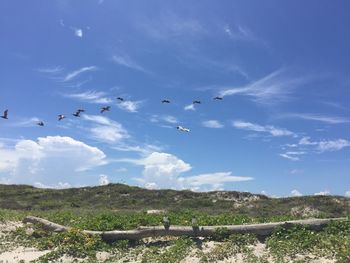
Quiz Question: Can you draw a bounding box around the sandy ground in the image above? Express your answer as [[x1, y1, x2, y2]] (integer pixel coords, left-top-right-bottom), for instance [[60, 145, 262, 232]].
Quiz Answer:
[[0, 221, 337, 263]]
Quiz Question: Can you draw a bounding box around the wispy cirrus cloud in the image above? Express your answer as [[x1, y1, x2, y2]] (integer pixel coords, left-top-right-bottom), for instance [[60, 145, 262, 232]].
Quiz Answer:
[[279, 113, 350, 124], [150, 115, 178, 124], [113, 144, 163, 156], [64, 91, 112, 104], [299, 136, 350, 152], [117, 100, 143, 113], [8, 117, 41, 128], [279, 151, 305, 161], [232, 120, 296, 137], [64, 90, 142, 113], [83, 114, 129, 143], [63, 66, 98, 82], [219, 69, 307, 106], [202, 120, 224, 129], [140, 14, 205, 41], [224, 24, 258, 43], [112, 55, 149, 74], [37, 66, 64, 74]]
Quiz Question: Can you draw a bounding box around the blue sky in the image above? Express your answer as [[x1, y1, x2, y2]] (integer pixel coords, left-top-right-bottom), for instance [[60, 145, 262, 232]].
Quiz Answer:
[[1, 0, 350, 197]]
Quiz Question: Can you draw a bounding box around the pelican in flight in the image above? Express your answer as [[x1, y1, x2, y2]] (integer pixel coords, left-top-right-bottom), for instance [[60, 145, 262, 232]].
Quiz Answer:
[[1, 110, 8, 119], [73, 109, 84, 117], [37, 121, 44, 126], [193, 100, 201, 104], [117, 97, 124, 102], [214, 96, 223, 100], [162, 99, 170, 104], [58, 114, 65, 121], [100, 106, 111, 113], [176, 126, 190, 132]]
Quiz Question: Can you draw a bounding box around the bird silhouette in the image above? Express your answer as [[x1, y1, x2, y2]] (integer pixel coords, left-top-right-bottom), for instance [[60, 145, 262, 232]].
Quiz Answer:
[[1, 110, 8, 119], [177, 126, 190, 132], [161, 99, 170, 103], [72, 109, 84, 117], [37, 121, 44, 126], [58, 114, 65, 121], [193, 100, 201, 104], [117, 97, 124, 101], [100, 106, 111, 113], [214, 96, 223, 100]]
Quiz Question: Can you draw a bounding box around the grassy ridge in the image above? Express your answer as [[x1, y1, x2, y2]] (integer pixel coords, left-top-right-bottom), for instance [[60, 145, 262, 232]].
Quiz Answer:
[[0, 183, 349, 218]]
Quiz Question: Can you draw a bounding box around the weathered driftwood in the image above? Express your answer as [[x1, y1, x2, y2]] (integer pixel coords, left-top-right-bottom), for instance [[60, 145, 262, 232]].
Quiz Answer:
[[23, 216, 347, 241]]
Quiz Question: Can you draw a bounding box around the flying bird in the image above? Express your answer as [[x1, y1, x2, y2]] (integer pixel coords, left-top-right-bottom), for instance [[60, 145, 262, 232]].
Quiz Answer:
[[161, 99, 170, 104], [117, 97, 124, 102], [176, 126, 190, 132], [193, 100, 201, 104], [72, 109, 85, 117], [213, 96, 223, 100], [58, 114, 65, 121], [72, 112, 80, 117], [37, 121, 44, 126], [100, 106, 111, 113], [1, 110, 8, 119]]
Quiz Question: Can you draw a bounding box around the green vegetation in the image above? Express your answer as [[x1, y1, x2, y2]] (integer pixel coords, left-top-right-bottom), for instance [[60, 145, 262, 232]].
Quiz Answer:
[[1, 183, 349, 218], [0, 183, 350, 262]]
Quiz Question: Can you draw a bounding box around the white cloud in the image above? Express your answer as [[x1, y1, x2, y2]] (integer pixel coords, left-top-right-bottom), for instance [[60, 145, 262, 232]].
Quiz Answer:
[[112, 55, 149, 73], [141, 14, 205, 40], [299, 137, 318, 146], [64, 66, 98, 82], [181, 172, 253, 190], [317, 139, 350, 152], [37, 66, 64, 74], [73, 28, 83, 38], [281, 113, 350, 124], [219, 69, 306, 105], [64, 90, 112, 104], [120, 152, 252, 191], [299, 137, 350, 152], [99, 174, 109, 185], [184, 104, 196, 111], [34, 182, 71, 189], [314, 190, 331, 196], [345, 191, 350, 198], [113, 144, 163, 156], [202, 120, 224, 129], [233, 120, 295, 137], [290, 189, 302, 197], [9, 117, 41, 128], [83, 115, 129, 143], [224, 24, 257, 42], [117, 100, 142, 113], [279, 154, 300, 161], [0, 136, 107, 185], [150, 115, 178, 124], [63, 90, 142, 112], [289, 169, 304, 174]]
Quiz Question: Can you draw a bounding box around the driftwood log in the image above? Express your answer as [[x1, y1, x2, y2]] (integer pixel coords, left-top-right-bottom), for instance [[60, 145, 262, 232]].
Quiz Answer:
[[23, 216, 347, 241]]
